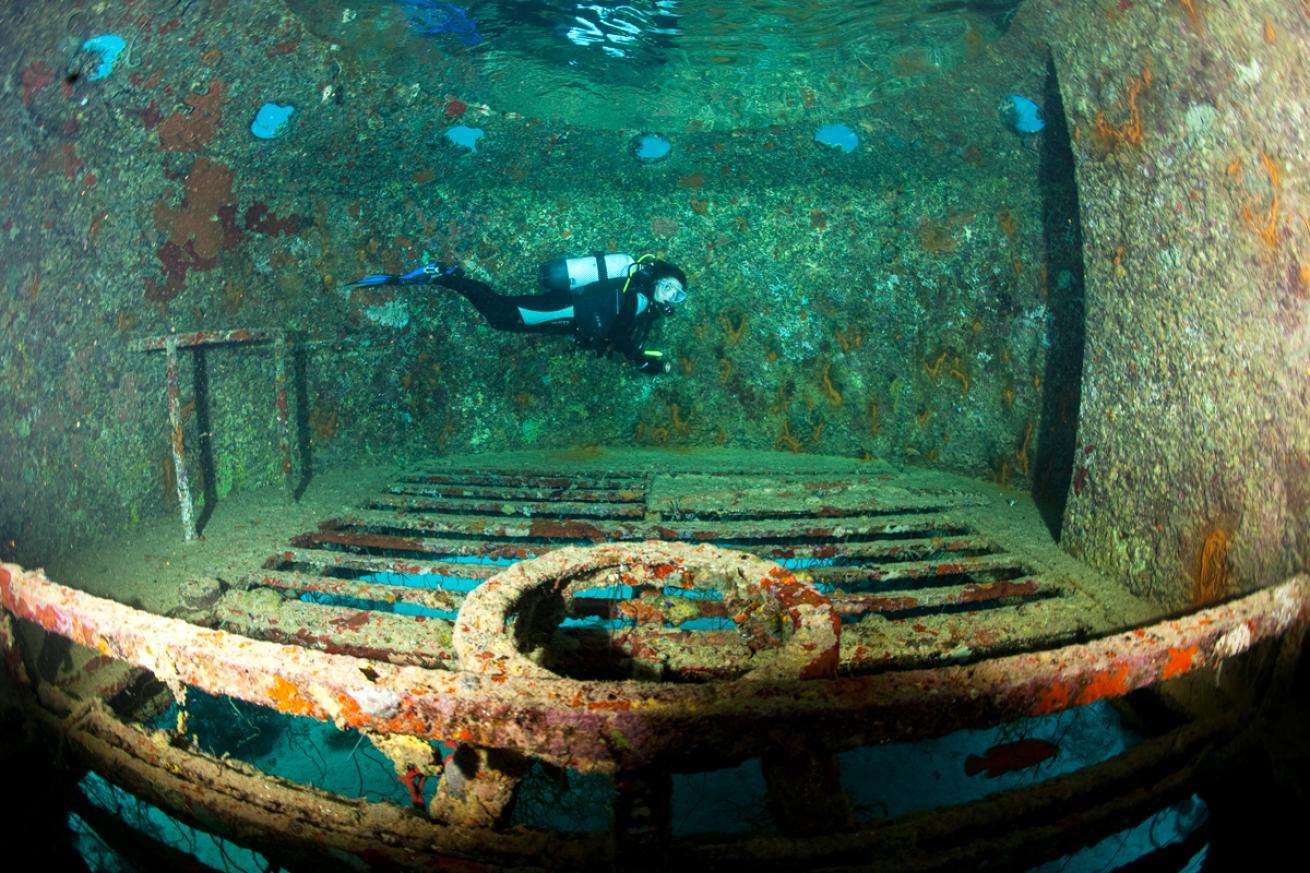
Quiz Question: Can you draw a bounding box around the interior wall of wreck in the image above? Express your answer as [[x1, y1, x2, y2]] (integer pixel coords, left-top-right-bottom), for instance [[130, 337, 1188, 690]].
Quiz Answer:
[[1, 1, 1067, 569], [1039, 0, 1310, 609]]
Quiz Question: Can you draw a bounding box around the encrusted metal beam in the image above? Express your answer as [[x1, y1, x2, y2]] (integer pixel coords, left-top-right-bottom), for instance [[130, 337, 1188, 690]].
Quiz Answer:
[[164, 336, 197, 541], [3, 561, 1306, 775], [130, 329, 278, 352]]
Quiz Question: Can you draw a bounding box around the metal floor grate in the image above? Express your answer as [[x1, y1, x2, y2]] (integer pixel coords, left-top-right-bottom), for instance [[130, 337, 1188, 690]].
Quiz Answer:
[[219, 459, 1125, 676]]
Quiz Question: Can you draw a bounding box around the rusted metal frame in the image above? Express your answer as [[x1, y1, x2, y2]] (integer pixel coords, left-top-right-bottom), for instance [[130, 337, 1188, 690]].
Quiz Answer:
[[140, 329, 297, 538], [214, 591, 455, 668], [68, 788, 217, 873], [240, 570, 464, 612], [401, 470, 647, 489], [655, 505, 951, 521], [5, 562, 1303, 774], [59, 655, 150, 702], [0, 608, 28, 683], [29, 686, 608, 872], [296, 525, 999, 571], [673, 713, 1240, 872], [164, 337, 197, 542], [267, 547, 502, 581], [273, 331, 294, 497], [293, 529, 554, 561], [364, 492, 647, 519], [129, 329, 278, 352], [388, 482, 647, 503], [327, 509, 976, 547], [837, 611, 1090, 673], [808, 551, 1027, 587], [829, 576, 1053, 616]]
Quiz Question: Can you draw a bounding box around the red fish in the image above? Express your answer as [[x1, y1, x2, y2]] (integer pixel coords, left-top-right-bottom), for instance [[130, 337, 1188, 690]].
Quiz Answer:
[[964, 738, 1059, 778]]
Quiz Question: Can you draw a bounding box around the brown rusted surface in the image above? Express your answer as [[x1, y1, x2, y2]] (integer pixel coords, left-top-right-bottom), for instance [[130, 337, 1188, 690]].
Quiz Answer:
[[267, 546, 502, 581], [28, 685, 606, 872], [130, 329, 278, 352], [831, 576, 1050, 616], [328, 508, 971, 546], [453, 542, 841, 683], [4, 560, 1306, 774], [295, 528, 552, 561], [214, 589, 455, 668], [403, 470, 647, 490], [366, 492, 648, 519], [164, 337, 197, 542], [239, 569, 463, 613], [389, 481, 647, 503], [273, 332, 293, 491]]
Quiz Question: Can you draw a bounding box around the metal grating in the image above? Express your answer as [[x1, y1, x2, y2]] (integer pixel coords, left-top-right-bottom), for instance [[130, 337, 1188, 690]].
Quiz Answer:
[[219, 462, 1106, 678]]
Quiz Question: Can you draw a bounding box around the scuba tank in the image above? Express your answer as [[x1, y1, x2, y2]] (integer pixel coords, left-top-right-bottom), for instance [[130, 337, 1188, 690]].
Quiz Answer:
[[539, 252, 636, 292]]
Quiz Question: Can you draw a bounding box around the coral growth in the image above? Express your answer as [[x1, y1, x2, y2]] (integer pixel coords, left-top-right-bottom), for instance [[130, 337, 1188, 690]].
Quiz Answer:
[[244, 202, 302, 237], [1240, 152, 1281, 251], [1092, 66, 1151, 149], [159, 80, 227, 151], [147, 158, 239, 301]]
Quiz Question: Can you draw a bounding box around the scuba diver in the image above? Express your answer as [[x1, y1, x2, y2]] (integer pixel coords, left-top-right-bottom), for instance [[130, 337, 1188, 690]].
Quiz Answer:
[[346, 252, 687, 375]]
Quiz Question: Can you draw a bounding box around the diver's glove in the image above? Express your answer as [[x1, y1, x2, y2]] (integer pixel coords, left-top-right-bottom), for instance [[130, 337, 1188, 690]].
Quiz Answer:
[[344, 262, 462, 287], [635, 350, 670, 375]]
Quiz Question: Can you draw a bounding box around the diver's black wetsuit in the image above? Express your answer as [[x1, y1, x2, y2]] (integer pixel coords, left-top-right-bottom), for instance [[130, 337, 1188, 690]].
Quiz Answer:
[[436, 271, 661, 365]]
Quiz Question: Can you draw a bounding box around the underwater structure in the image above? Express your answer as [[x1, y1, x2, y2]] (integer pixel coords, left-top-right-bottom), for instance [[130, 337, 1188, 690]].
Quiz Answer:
[[1, 1, 1307, 870]]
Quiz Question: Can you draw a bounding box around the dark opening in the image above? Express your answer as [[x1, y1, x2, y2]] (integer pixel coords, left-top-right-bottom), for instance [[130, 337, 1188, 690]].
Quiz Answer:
[[1031, 56, 1087, 541]]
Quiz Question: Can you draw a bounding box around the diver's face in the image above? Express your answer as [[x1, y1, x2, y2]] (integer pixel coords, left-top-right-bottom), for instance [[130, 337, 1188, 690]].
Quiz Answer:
[[654, 276, 686, 305]]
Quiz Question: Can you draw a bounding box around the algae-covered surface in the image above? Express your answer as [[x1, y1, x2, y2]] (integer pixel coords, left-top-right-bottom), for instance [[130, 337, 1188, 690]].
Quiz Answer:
[[0, 0, 1065, 581], [2, 0, 1304, 619], [43, 447, 1156, 659]]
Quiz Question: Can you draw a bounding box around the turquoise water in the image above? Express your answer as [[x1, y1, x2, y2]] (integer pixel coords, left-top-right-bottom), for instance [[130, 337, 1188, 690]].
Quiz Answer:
[[0, 0, 1221, 868]]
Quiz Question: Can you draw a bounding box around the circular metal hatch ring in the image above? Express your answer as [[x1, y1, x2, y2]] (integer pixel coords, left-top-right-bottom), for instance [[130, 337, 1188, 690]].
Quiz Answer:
[[453, 541, 840, 683]]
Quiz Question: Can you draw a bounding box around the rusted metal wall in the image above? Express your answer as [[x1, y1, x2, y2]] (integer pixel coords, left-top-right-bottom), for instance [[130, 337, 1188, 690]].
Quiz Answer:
[[1027, 0, 1310, 607]]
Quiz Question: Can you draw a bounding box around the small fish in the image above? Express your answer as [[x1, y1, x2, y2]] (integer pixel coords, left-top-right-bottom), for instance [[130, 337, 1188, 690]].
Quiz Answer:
[[964, 738, 1059, 778]]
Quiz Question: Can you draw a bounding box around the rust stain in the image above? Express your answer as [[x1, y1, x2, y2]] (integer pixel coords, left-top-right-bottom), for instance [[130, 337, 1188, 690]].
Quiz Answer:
[[269, 676, 317, 717], [1162, 644, 1199, 680], [1031, 679, 1074, 716], [1075, 666, 1132, 706]]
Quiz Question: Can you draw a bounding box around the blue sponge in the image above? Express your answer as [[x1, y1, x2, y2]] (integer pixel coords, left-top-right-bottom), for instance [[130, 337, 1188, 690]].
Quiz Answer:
[[251, 103, 295, 140], [1002, 96, 1045, 134]]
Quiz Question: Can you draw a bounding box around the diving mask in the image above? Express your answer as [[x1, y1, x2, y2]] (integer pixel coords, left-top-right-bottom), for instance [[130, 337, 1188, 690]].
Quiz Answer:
[[654, 276, 686, 305]]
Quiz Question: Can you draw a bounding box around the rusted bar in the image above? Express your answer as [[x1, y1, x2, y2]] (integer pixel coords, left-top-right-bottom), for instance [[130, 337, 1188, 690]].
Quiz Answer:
[[830, 576, 1051, 616], [130, 328, 277, 352], [613, 768, 672, 872], [365, 492, 647, 519], [324, 510, 981, 551], [164, 337, 197, 542], [273, 331, 293, 497], [389, 482, 646, 503], [760, 747, 853, 836], [401, 471, 647, 489], [292, 529, 551, 561], [241, 569, 463, 612], [428, 745, 528, 828], [268, 547, 501, 581], [809, 551, 1027, 587], [214, 590, 455, 668], [4, 561, 1304, 774]]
